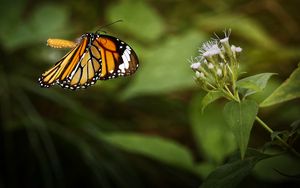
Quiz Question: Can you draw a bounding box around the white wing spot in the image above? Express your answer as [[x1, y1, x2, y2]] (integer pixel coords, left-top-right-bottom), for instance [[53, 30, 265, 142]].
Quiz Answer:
[[119, 63, 126, 73], [119, 48, 133, 73]]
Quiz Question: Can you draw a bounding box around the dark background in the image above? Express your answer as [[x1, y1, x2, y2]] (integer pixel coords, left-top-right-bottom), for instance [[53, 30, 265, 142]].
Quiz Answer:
[[0, 0, 300, 187]]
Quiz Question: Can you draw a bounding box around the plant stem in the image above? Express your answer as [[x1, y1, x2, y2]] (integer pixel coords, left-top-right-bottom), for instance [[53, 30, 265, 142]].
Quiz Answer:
[[255, 116, 300, 157], [223, 85, 240, 103]]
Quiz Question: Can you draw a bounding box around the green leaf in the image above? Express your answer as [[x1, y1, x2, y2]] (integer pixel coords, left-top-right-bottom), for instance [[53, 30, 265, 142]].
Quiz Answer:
[[246, 79, 280, 104], [201, 149, 271, 188], [122, 31, 206, 98], [190, 94, 237, 163], [253, 153, 300, 182], [102, 133, 194, 171], [106, 0, 165, 41], [223, 100, 259, 159], [260, 64, 300, 107], [200, 91, 224, 112], [237, 73, 276, 98]]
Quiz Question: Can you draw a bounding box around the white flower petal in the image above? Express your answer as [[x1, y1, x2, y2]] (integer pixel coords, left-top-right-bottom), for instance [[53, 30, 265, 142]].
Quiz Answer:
[[199, 40, 221, 57], [220, 37, 229, 43], [191, 62, 201, 70]]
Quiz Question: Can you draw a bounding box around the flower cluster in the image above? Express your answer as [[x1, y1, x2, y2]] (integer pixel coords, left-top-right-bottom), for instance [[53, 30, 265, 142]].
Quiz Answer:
[[189, 33, 242, 93]]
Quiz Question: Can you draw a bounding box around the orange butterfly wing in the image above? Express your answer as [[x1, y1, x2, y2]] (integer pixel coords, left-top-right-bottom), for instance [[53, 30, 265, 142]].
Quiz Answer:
[[39, 33, 139, 90], [39, 36, 102, 89], [93, 35, 139, 80]]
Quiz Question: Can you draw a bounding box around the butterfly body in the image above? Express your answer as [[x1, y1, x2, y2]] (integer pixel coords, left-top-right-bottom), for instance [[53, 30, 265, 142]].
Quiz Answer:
[[39, 33, 139, 90]]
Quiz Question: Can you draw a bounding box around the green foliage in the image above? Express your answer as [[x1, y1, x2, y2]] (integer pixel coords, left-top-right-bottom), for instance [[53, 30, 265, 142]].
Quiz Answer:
[[1, 0, 300, 187], [201, 149, 271, 188], [237, 73, 276, 98], [0, 0, 26, 38], [260, 64, 300, 107], [223, 100, 259, 159], [195, 162, 217, 179], [200, 91, 224, 113]]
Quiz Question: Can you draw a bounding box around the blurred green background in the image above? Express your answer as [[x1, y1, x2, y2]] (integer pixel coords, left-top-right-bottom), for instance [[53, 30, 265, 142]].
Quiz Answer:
[[0, 0, 300, 187]]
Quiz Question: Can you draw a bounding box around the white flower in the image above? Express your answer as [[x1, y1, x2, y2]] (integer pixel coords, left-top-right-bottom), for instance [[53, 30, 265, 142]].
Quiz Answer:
[[189, 30, 243, 92], [231, 45, 242, 53], [220, 29, 231, 43], [199, 40, 221, 57], [220, 37, 229, 43], [235, 47, 242, 52], [190, 62, 201, 70], [203, 51, 211, 57], [208, 44, 221, 56]]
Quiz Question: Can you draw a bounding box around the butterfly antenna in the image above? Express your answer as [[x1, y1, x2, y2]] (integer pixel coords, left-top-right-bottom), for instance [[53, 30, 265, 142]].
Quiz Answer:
[[95, 20, 123, 34]]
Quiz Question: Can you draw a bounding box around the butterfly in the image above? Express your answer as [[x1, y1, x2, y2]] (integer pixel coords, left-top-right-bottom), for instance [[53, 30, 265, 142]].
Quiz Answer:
[[38, 33, 139, 90]]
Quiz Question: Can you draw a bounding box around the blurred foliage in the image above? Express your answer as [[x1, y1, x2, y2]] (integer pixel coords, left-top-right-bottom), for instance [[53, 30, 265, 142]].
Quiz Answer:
[[102, 132, 195, 170], [107, 0, 165, 41], [123, 31, 204, 98], [0, 0, 300, 188]]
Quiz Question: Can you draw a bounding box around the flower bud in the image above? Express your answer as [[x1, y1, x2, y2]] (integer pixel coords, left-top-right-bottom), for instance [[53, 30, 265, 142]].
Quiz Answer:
[[217, 68, 222, 77], [196, 71, 205, 79], [208, 63, 214, 69]]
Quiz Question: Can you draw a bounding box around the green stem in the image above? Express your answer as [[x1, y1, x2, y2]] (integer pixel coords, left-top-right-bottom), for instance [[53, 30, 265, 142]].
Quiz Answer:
[[223, 85, 240, 103], [255, 116, 300, 157], [231, 66, 241, 101], [225, 64, 239, 101]]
